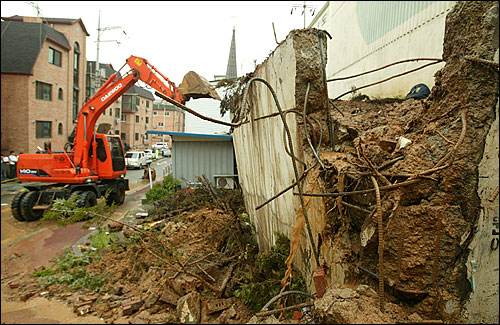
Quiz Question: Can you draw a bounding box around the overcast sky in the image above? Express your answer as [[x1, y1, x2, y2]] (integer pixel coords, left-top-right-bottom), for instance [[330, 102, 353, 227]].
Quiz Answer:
[[1, 1, 327, 84]]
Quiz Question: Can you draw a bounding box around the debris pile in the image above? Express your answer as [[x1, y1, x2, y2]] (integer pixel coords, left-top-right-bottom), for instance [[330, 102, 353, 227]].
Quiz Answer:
[[292, 2, 498, 323]]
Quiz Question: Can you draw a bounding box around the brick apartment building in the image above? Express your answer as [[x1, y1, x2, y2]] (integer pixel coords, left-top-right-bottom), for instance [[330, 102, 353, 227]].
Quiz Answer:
[[119, 85, 154, 150], [86, 61, 122, 138], [1, 16, 89, 155], [151, 100, 185, 149], [86, 62, 156, 150]]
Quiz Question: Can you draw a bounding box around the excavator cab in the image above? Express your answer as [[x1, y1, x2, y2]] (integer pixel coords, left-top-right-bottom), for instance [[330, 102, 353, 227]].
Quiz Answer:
[[90, 134, 126, 179]]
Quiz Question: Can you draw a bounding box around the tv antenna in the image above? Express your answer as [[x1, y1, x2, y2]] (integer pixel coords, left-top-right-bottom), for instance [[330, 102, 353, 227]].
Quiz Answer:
[[26, 1, 43, 17], [291, 1, 317, 28]]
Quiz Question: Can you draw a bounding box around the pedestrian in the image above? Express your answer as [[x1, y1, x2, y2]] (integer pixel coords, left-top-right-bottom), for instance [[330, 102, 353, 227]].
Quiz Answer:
[[1, 154, 8, 181], [8, 151, 18, 179]]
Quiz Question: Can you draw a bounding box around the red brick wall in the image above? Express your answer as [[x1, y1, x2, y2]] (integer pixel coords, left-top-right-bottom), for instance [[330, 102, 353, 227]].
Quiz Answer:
[[1, 20, 88, 154], [1, 74, 30, 154]]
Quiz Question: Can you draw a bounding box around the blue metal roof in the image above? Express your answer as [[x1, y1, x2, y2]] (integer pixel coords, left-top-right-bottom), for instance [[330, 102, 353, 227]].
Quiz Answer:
[[146, 130, 232, 140]]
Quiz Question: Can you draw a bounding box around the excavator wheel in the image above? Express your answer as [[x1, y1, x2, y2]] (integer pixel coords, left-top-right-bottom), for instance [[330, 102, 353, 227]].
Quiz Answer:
[[106, 182, 126, 206], [77, 191, 97, 208], [11, 191, 28, 221], [21, 191, 44, 221], [77, 191, 97, 221], [69, 191, 83, 203]]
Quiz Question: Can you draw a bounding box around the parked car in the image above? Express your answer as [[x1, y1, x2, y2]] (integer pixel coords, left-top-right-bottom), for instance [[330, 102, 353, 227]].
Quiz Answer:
[[125, 151, 149, 169], [143, 149, 154, 162], [161, 148, 172, 157]]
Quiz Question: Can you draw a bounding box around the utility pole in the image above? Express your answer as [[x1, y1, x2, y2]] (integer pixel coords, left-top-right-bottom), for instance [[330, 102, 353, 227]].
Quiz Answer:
[[163, 103, 166, 143], [95, 10, 122, 95], [291, 1, 317, 28]]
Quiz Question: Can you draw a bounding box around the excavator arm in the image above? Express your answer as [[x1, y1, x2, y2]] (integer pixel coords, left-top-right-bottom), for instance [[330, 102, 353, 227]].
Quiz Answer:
[[72, 55, 215, 170]]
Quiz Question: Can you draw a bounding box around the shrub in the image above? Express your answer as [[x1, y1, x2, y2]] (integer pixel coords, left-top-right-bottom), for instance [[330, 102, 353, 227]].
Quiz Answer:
[[144, 175, 181, 204]]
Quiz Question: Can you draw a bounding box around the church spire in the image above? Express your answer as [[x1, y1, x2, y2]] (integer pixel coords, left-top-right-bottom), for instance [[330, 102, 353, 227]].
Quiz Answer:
[[225, 27, 237, 79]]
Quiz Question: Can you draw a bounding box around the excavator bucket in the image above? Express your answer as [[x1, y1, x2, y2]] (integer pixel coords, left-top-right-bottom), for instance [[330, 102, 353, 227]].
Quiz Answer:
[[178, 71, 221, 101]]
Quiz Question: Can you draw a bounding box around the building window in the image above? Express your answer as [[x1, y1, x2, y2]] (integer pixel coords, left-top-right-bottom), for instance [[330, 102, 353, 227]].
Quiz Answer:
[[58, 122, 63, 135], [36, 81, 52, 101], [158, 122, 164, 127], [136, 115, 139, 123], [73, 89, 79, 121], [121, 133, 126, 140], [115, 130, 120, 135], [49, 47, 61, 66], [153, 111, 158, 116], [145, 117, 149, 124], [58, 88, 63, 100], [146, 100, 150, 108], [36, 121, 52, 138], [122, 95, 139, 111], [121, 114, 126, 122], [115, 108, 120, 118], [109, 108, 113, 116], [73, 42, 80, 85], [165, 111, 170, 116], [135, 133, 139, 141]]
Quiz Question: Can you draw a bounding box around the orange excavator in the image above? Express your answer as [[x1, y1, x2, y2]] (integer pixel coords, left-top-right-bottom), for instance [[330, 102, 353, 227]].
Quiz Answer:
[[12, 55, 220, 221]]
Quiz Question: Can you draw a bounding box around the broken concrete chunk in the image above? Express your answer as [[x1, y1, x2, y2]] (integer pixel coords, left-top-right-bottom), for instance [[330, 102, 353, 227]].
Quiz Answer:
[[379, 139, 397, 152], [159, 287, 180, 306], [206, 298, 233, 314], [177, 291, 201, 324], [246, 315, 279, 324], [107, 222, 123, 232], [360, 219, 376, 247], [396, 136, 412, 150], [356, 284, 377, 297], [144, 293, 159, 309]]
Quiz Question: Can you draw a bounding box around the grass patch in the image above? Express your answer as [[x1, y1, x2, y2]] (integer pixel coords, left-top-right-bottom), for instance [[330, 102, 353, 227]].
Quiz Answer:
[[31, 247, 107, 292]]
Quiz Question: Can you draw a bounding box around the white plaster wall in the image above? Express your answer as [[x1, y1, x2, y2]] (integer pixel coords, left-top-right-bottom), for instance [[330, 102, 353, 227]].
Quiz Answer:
[[311, 1, 456, 99], [232, 34, 300, 251], [464, 49, 499, 324]]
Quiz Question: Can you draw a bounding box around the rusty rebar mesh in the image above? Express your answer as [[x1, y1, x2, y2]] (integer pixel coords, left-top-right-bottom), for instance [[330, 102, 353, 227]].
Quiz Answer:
[[301, 3, 499, 323]]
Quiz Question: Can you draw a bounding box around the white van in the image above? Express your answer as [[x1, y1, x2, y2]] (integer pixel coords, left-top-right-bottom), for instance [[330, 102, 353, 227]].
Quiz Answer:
[[152, 142, 169, 150], [125, 151, 149, 169]]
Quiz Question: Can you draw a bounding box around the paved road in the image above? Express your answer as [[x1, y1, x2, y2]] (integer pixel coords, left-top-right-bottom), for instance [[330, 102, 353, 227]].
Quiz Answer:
[[0, 156, 172, 323], [0, 156, 172, 248], [0, 184, 154, 324], [126, 156, 172, 186]]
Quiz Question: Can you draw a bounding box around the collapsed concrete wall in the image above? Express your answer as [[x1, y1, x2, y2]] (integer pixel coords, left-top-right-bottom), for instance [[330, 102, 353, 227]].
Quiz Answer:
[[228, 29, 329, 284]]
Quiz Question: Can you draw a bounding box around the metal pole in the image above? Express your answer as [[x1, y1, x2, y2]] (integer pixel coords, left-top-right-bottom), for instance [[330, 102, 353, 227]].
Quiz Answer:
[[163, 104, 166, 142], [148, 166, 153, 189], [303, 1, 306, 28], [96, 10, 101, 94]]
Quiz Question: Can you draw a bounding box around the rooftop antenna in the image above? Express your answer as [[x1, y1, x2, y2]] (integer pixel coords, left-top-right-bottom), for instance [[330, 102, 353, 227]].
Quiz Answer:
[[26, 1, 43, 17], [291, 1, 317, 28]]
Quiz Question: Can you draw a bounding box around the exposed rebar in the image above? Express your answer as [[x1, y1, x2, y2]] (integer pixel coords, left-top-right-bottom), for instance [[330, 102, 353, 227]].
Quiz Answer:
[[327, 58, 443, 82], [371, 175, 384, 312], [330, 61, 443, 102]]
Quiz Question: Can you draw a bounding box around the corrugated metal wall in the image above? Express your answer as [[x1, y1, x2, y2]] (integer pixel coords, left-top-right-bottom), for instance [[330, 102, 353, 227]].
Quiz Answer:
[[172, 140, 234, 188], [311, 1, 457, 98]]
